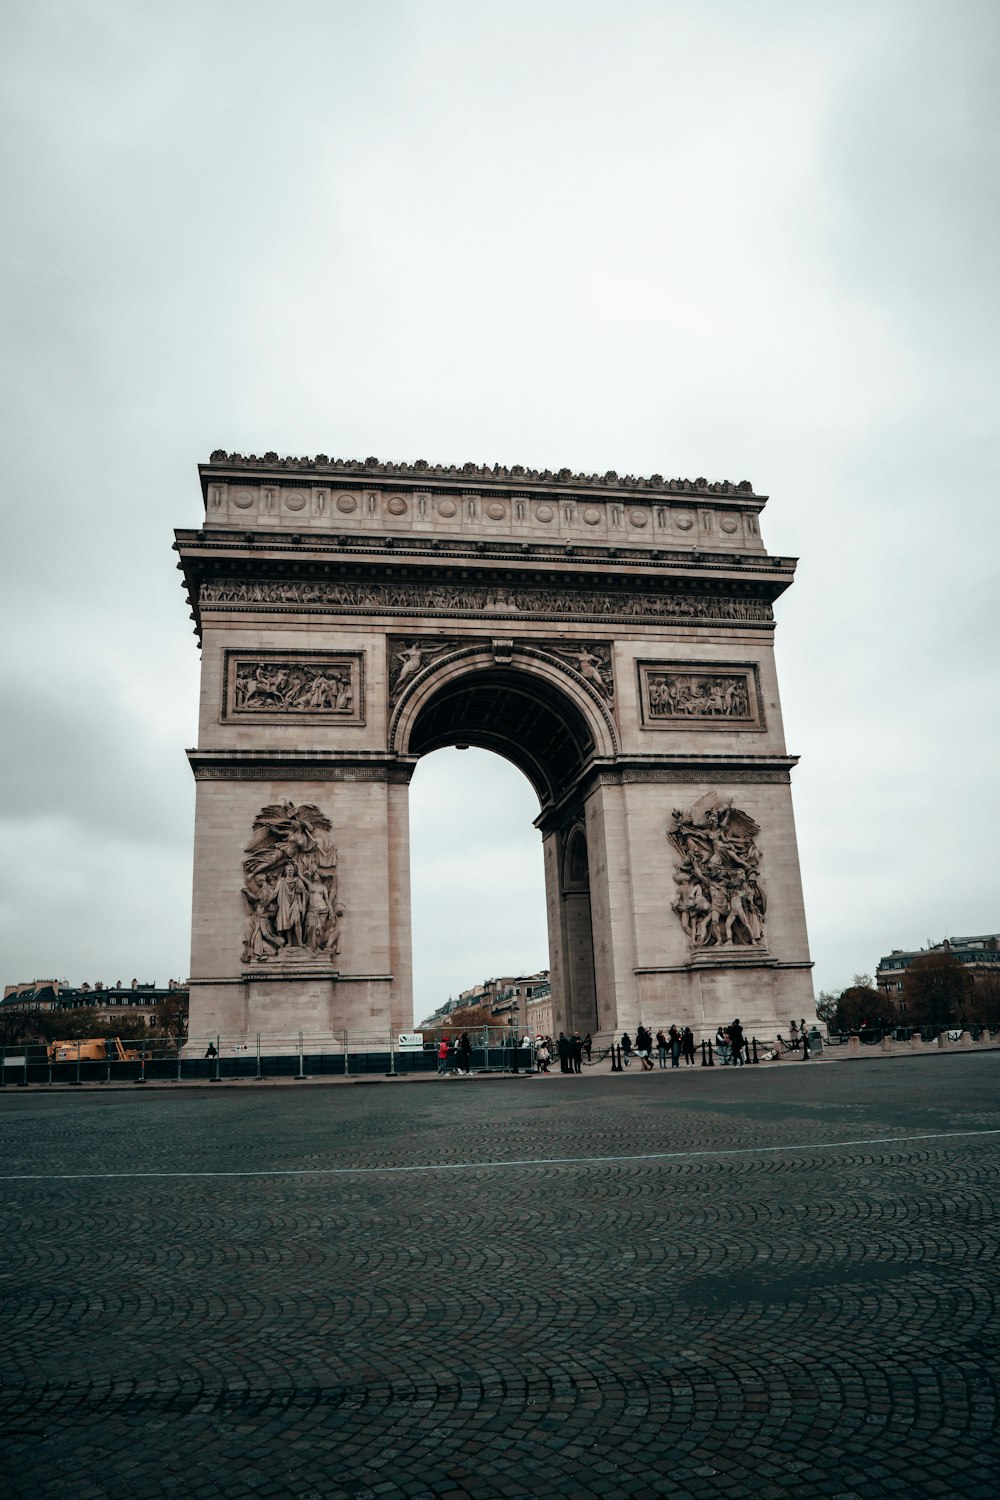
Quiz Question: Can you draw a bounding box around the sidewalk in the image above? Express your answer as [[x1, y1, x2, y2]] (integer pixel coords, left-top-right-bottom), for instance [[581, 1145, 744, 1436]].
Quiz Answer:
[[8, 1042, 998, 1092]]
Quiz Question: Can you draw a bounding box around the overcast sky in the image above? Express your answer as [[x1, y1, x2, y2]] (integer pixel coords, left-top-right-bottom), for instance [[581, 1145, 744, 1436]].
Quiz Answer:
[[2, 0, 998, 1020]]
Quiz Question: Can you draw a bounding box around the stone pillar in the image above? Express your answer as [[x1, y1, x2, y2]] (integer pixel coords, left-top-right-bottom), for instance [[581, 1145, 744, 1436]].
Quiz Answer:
[[582, 779, 639, 1036]]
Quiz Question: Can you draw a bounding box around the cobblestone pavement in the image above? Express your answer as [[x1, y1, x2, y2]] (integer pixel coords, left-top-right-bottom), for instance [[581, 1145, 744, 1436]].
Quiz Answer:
[[1, 1055, 998, 1499]]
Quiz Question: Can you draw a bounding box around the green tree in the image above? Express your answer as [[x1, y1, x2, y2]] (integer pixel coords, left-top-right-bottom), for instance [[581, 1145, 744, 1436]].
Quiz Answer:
[[815, 991, 839, 1027], [967, 973, 1000, 1027], [834, 984, 881, 1031], [901, 952, 973, 1029], [154, 993, 189, 1044], [38, 1010, 148, 1042]]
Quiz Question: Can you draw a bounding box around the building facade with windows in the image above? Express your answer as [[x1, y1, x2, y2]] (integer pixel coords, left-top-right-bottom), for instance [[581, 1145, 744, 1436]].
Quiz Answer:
[[876, 935, 1000, 1011]]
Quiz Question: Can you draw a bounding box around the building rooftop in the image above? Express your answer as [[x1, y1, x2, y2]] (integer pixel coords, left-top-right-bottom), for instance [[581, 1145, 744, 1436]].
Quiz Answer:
[[203, 451, 759, 499]]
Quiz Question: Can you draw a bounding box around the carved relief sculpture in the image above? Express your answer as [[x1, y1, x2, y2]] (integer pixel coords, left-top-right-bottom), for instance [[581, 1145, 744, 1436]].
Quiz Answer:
[[241, 801, 343, 965], [388, 640, 458, 701], [388, 636, 614, 706], [667, 795, 767, 952], [543, 643, 614, 702], [639, 662, 763, 731], [651, 672, 748, 718], [224, 652, 364, 723]]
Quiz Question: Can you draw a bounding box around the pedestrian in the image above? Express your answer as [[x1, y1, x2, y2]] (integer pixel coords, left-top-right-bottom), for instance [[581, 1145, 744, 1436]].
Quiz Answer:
[[459, 1031, 472, 1074], [536, 1038, 551, 1074], [204, 1041, 218, 1060], [437, 1036, 450, 1076], [583, 1032, 592, 1063], [801, 1025, 811, 1061], [571, 1032, 583, 1074], [621, 1032, 632, 1067], [557, 1032, 570, 1073], [715, 1025, 731, 1065], [656, 1029, 668, 1068], [682, 1027, 696, 1066], [729, 1018, 745, 1065], [669, 1024, 681, 1068]]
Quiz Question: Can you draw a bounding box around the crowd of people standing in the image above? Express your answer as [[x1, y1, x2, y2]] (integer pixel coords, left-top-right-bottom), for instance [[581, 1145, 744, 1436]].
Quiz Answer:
[[433, 1018, 805, 1077]]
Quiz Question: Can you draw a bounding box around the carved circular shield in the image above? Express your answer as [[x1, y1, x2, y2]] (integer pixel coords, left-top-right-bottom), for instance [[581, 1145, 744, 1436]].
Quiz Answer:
[[486, 502, 506, 520], [437, 499, 457, 517], [720, 516, 739, 533], [284, 493, 307, 511], [675, 514, 694, 530], [336, 493, 358, 513], [535, 505, 554, 522], [386, 496, 408, 515], [583, 507, 602, 525], [233, 490, 254, 509], [629, 509, 648, 527]]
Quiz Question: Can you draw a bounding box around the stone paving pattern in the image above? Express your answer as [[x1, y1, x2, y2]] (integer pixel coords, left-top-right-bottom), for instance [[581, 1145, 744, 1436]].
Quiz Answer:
[[1, 1056, 998, 1498]]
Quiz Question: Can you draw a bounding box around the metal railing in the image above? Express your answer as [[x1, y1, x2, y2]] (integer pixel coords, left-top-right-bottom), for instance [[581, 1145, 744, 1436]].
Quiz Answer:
[[0, 1031, 549, 1086]]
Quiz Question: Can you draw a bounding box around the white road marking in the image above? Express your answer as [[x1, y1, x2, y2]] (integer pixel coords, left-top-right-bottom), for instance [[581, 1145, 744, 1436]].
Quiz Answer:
[[1, 1128, 1000, 1183]]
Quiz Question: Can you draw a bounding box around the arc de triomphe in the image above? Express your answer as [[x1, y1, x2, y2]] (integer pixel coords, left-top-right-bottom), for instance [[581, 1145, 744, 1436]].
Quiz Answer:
[[176, 452, 815, 1043]]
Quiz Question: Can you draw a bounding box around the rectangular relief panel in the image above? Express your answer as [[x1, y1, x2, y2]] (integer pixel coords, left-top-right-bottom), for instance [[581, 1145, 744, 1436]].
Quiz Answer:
[[637, 660, 764, 732], [222, 650, 365, 725]]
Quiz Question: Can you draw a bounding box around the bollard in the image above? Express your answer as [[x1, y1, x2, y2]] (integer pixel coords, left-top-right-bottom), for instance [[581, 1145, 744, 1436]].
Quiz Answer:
[[744, 1041, 751, 1066], [751, 1037, 759, 1064], [72, 1040, 82, 1086], [296, 1031, 306, 1079], [386, 1034, 397, 1078], [344, 1033, 350, 1076], [256, 1032, 262, 1081], [707, 1037, 714, 1066], [176, 1045, 183, 1083], [610, 1045, 620, 1073], [136, 1044, 147, 1085], [700, 1039, 707, 1066], [212, 1036, 223, 1082]]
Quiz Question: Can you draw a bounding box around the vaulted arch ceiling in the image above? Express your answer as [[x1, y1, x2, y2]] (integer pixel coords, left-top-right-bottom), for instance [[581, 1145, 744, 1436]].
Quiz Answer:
[[407, 667, 596, 808]]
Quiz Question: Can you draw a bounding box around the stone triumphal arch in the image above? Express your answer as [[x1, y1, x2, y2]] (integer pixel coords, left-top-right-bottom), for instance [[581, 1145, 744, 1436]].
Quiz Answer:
[[176, 452, 816, 1043]]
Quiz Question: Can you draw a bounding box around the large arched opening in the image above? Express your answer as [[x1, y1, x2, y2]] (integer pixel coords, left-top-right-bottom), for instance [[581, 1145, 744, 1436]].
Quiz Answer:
[[408, 748, 548, 1025], [394, 652, 614, 1035]]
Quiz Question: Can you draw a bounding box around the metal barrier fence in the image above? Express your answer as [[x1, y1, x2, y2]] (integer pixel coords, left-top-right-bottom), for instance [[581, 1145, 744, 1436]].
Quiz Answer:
[[0, 1031, 549, 1086]]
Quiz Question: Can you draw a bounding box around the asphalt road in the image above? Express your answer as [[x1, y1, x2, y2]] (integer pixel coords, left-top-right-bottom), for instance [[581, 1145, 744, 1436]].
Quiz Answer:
[[1, 1054, 998, 1499]]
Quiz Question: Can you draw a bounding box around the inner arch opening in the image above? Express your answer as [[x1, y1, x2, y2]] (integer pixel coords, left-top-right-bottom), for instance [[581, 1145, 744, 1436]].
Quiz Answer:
[[406, 665, 596, 808], [408, 748, 549, 1026]]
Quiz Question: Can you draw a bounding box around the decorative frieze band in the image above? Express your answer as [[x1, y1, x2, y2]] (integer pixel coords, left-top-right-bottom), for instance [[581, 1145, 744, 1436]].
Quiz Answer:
[[189, 758, 415, 785], [597, 767, 791, 785], [198, 577, 773, 628]]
